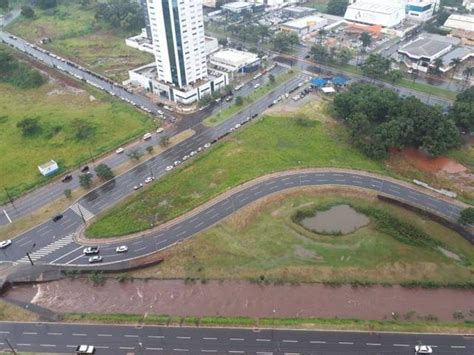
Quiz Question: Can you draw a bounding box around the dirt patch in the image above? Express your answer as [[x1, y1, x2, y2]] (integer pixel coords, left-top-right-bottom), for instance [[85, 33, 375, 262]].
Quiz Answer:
[[391, 147, 467, 174], [5, 279, 474, 321]]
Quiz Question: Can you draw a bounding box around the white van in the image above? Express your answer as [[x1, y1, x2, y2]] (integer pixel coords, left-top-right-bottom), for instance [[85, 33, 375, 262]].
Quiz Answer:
[[143, 133, 152, 140]]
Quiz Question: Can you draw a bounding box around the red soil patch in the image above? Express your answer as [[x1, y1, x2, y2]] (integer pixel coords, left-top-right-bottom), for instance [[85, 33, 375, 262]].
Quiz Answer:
[[390, 147, 467, 174], [5, 279, 474, 321]]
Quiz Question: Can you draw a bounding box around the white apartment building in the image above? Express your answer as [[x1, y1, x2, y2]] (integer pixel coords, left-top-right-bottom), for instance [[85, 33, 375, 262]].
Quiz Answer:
[[146, 0, 208, 89]]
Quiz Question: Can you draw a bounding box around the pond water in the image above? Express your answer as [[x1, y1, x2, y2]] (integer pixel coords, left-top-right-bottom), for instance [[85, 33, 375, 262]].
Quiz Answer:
[[300, 204, 370, 235]]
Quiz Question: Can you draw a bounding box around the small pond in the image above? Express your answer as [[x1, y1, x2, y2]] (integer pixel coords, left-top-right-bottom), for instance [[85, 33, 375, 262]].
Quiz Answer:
[[300, 204, 370, 235]]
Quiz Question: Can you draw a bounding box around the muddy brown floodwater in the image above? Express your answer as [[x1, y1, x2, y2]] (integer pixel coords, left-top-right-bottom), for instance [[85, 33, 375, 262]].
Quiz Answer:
[[300, 204, 369, 235], [5, 279, 474, 321]]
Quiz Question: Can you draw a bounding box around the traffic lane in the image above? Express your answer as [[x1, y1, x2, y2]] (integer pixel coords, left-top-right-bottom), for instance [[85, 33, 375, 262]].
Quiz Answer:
[[1, 322, 473, 354]]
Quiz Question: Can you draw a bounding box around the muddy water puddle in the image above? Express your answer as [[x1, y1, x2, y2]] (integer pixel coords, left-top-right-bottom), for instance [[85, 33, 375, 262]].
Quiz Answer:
[[301, 204, 369, 235]]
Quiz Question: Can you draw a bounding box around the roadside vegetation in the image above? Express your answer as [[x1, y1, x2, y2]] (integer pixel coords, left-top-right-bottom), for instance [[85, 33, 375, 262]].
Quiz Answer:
[[130, 190, 474, 285], [87, 102, 386, 237], [7, 0, 153, 81], [0, 54, 153, 203], [0, 48, 45, 88], [0, 299, 39, 322], [63, 312, 474, 334]]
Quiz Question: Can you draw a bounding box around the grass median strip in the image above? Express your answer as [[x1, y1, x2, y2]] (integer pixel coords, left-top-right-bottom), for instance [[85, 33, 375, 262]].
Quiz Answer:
[[203, 70, 297, 127]]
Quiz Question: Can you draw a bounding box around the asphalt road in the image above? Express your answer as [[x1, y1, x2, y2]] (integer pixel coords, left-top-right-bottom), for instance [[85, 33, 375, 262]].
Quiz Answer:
[[1, 322, 473, 354], [0, 29, 285, 226]]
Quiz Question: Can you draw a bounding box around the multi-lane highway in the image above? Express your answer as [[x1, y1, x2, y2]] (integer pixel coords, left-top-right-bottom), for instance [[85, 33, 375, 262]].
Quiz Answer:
[[1, 322, 473, 354]]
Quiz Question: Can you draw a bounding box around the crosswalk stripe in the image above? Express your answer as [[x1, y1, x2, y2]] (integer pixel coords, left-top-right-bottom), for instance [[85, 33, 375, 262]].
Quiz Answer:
[[16, 234, 74, 263], [70, 203, 94, 221]]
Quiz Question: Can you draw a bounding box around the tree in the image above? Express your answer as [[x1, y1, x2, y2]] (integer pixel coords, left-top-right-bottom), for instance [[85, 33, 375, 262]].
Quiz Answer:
[[387, 70, 403, 84], [326, 0, 349, 16], [458, 207, 474, 225], [127, 148, 143, 161], [64, 189, 72, 199], [317, 28, 327, 44], [223, 85, 233, 96], [449, 57, 462, 88], [360, 32, 372, 51], [71, 118, 95, 140], [310, 44, 331, 63], [360, 54, 391, 79], [431, 57, 443, 75], [462, 66, 473, 87], [94, 0, 144, 32], [37, 0, 57, 9], [268, 74, 275, 84], [273, 31, 299, 52], [21, 5, 35, 18], [235, 96, 243, 106], [95, 163, 114, 181], [79, 173, 93, 189], [336, 48, 353, 65], [17, 117, 41, 136], [199, 94, 214, 107], [449, 86, 474, 133], [159, 135, 171, 148], [146, 145, 154, 155], [0, 0, 9, 11], [218, 37, 228, 46]]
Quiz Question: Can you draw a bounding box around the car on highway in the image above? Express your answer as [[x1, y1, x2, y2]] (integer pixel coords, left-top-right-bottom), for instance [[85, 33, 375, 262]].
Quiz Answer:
[[165, 165, 174, 171], [88, 256, 102, 264], [234, 123, 241, 129], [83, 246, 99, 255], [254, 83, 261, 89], [116, 245, 128, 253], [0, 240, 12, 249], [156, 127, 164, 134], [75, 345, 95, 354], [145, 176, 155, 184], [173, 160, 181, 166], [52, 214, 63, 222], [143, 132, 152, 140], [190, 150, 197, 157], [81, 166, 89, 173], [182, 154, 190, 161], [204, 143, 211, 149], [61, 174, 73, 183], [415, 345, 433, 354], [115, 147, 124, 154], [133, 183, 144, 190]]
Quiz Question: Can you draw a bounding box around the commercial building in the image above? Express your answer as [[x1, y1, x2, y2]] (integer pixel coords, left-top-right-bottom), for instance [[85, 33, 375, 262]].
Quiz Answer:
[[405, 0, 437, 21], [344, 1, 406, 27], [38, 160, 59, 177], [444, 14, 474, 33], [282, 6, 316, 18], [210, 48, 260, 73], [280, 15, 328, 36], [222, 1, 254, 13], [139, 0, 152, 39], [246, 0, 300, 7], [127, 0, 228, 104], [397, 33, 463, 72], [463, 0, 473, 11]]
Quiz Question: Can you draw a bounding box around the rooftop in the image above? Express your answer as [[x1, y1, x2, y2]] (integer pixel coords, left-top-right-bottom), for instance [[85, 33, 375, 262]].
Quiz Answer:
[[444, 14, 474, 32], [346, 1, 404, 15], [281, 15, 327, 30], [210, 48, 259, 67], [440, 46, 474, 65], [38, 160, 57, 170], [398, 34, 460, 59], [222, 1, 253, 10]]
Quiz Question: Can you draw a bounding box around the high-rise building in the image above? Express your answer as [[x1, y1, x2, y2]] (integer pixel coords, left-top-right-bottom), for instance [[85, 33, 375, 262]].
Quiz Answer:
[[140, 0, 152, 39], [146, 0, 208, 89]]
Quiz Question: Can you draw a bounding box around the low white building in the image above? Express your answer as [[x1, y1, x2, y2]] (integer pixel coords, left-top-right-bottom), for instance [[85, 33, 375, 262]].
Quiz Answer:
[[344, 1, 406, 27], [210, 48, 260, 73], [222, 1, 254, 13], [38, 160, 59, 177], [463, 0, 473, 11], [280, 15, 328, 36], [405, 0, 437, 21], [444, 14, 474, 33], [246, 0, 299, 7]]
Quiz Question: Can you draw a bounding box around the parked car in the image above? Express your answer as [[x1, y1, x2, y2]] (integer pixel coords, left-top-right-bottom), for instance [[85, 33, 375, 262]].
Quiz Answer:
[[83, 246, 99, 255], [115, 147, 124, 154], [116, 245, 128, 253], [204, 143, 211, 149], [156, 127, 164, 134], [0, 240, 12, 249], [173, 160, 181, 166], [88, 256, 102, 264], [52, 214, 63, 222], [415, 345, 433, 354], [165, 165, 174, 171], [254, 83, 261, 89], [62, 175, 73, 183], [182, 155, 190, 161], [133, 183, 144, 190], [145, 176, 155, 184], [75, 345, 95, 354], [81, 166, 89, 173], [143, 132, 152, 140]]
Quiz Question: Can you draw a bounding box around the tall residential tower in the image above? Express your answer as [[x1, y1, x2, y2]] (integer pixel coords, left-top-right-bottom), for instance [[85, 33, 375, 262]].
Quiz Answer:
[[146, 0, 208, 89]]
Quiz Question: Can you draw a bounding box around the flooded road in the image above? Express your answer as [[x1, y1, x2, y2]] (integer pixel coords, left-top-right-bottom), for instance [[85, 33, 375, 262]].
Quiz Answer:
[[5, 279, 474, 321]]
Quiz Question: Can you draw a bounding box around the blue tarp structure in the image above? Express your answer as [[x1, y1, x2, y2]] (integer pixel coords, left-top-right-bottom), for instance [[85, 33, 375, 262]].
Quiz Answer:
[[332, 75, 350, 86], [310, 77, 328, 87]]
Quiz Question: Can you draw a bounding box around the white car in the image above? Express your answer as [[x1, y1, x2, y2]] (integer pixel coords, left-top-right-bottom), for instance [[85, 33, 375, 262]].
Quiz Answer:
[[156, 127, 164, 134], [254, 83, 261, 89], [190, 151, 197, 157], [115, 147, 124, 154], [88, 256, 102, 264], [133, 183, 144, 190], [234, 123, 241, 129], [204, 143, 211, 149], [143, 133, 152, 140], [415, 345, 433, 354], [116, 245, 128, 253], [83, 246, 99, 255], [182, 155, 190, 161], [197, 147, 203, 152], [165, 165, 174, 171], [76, 345, 95, 354], [0, 240, 12, 249], [173, 160, 181, 166], [145, 176, 155, 184]]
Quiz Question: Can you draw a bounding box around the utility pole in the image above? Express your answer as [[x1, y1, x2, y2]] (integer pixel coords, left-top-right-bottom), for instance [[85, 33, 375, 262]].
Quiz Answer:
[[4, 337, 17, 354], [77, 204, 87, 225], [26, 243, 36, 266]]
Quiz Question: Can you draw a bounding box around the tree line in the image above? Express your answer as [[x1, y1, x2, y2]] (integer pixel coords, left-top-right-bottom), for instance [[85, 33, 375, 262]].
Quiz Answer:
[[0, 49, 46, 89], [332, 83, 472, 159]]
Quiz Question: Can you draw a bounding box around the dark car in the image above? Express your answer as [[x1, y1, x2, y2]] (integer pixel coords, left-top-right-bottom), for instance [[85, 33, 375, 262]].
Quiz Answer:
[[52, 214, 63, 222], [61, 174, 72, 183], [81, 166, 89, 173]]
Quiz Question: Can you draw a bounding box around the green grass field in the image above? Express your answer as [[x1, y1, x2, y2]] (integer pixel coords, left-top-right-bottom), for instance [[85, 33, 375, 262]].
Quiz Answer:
[[87, 101, 386, 238], [0, 75, 153, 203], [8, 2, 153, 81], [204, 70, 297, 127], [131, 190, 474, 285]]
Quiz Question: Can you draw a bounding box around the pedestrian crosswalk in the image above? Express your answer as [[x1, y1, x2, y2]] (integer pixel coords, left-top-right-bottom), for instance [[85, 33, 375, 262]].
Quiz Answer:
[[70, 203, 95, 221], [16, 234, 74, 264]]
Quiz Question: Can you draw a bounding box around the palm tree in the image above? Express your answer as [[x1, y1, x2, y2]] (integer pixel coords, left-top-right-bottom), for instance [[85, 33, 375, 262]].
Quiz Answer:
[[449, 57, 462, 90], [462, 66, 474, 88], [432, 58, 443, 75], [318, 29, 326, 45]]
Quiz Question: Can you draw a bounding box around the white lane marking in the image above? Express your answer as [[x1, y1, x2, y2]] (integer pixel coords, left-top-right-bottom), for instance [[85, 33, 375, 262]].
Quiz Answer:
[[195, 221, 204, 228], [95, 346, 110, 349], [230, 338, 244, 341], [120, 346, 135, 350], [177, 336, 191, 339], [125, 334, 139, 338], [257, 352, 273, 355], [339, 341, 354, 345], [451, 345, 466, 349], [40, 344, 56, 347], [173, 349, 189, 352], [98, 334, 112, 337], [282, 339, 298, 343], [66, 345, 76, 348], [146, 348, 164, 351], [64, 253, 85, 265], [229, 351, 244, 354], [0, 331, 9, 334], [148, 335, 165, 339], [17, 343, 31, 346], [256, 338, 271, 342], [310, 341, 326, 344], [47, 332, 62, 335], [366, 343, 381, 346], [50, 246, 83, 264], [203, 337, 217, 340], [201, 350, 217, 353], [23, 332, 37, 335], [72, 333, 87, 336], [135, 246, 147, 252], [393, 344, 410, 347]]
